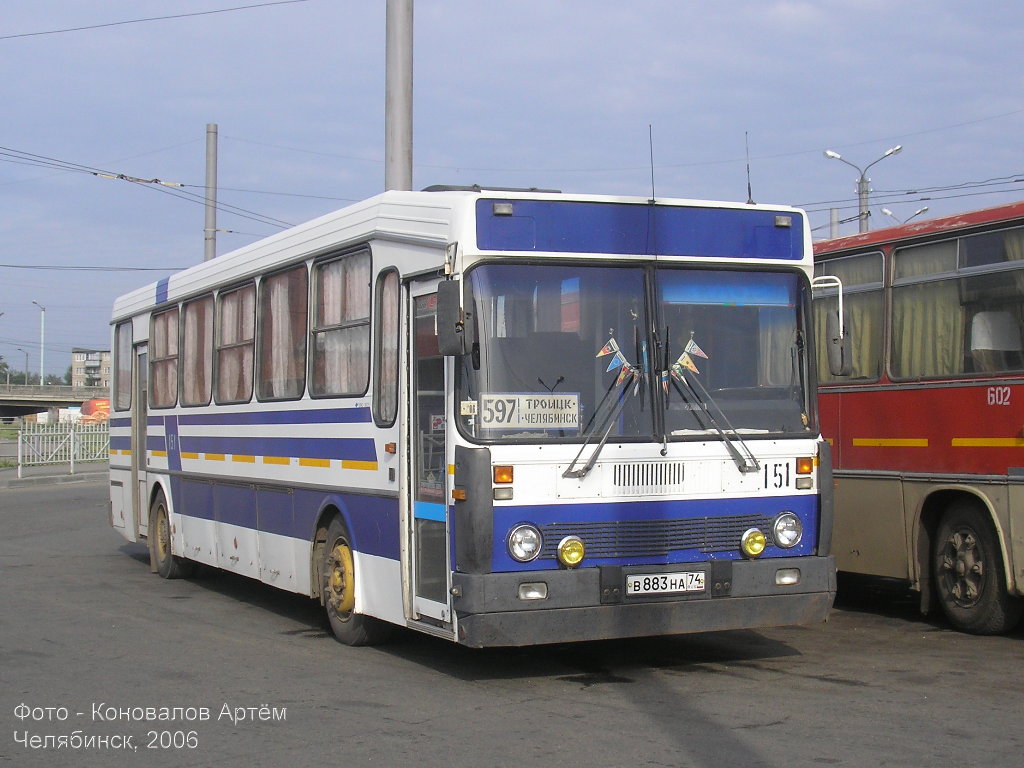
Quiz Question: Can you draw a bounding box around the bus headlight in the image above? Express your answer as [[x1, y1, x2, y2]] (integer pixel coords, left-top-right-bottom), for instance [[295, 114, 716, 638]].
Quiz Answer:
[[741, 528, 767, 558], [556, 536, 585, 568], [508, 524, 542, 562], [773, 512, 803, 548]]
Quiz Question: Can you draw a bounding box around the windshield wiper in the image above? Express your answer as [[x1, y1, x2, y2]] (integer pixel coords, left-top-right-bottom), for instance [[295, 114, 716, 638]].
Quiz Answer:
[[562, 334, 643, 479], [665, 333, 761, 475], [562, 371, 637, 479]]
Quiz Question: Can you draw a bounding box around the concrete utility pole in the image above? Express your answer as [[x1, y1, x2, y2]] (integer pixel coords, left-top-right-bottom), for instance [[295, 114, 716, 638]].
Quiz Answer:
[[204, 123, 218, 261], [385, 0, 413, 191], [31, 301, 45, 385]]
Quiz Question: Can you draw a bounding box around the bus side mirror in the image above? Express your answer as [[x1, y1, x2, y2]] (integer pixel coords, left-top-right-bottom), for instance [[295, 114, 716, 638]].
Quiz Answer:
[[437, 280, 472, 356], [812, 275, 852, 377], [826, 310, 852, 377]]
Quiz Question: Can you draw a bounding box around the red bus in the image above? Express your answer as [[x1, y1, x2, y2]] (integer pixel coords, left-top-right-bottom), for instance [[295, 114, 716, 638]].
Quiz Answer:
[[813, 201, 1024, 634]]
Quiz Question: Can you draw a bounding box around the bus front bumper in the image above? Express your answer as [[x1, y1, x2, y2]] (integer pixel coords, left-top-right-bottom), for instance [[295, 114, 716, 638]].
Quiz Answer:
[[451, 555, 836, 648]]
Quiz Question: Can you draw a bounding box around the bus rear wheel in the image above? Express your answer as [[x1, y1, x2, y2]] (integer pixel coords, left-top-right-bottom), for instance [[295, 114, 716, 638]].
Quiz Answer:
[[149, 493, 195, 579], [932, 501, 1022, 634], [321, 518, 392, 646]]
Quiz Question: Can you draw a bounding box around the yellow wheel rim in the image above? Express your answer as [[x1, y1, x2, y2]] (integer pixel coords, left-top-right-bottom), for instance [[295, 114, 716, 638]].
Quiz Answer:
[[156, 508, 171, 560], [326, 540, 356, 616]]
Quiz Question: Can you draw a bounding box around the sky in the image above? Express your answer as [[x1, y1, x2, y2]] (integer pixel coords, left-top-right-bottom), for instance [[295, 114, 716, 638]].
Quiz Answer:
[[2, 0, 1023, 379]]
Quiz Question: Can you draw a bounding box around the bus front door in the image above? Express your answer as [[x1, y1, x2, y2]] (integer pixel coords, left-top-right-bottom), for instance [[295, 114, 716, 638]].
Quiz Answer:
[[407, 281, 452, 625], [131, 344, 148, 539]]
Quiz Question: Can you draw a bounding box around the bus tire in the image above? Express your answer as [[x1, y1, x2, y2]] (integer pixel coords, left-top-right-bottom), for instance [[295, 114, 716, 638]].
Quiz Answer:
[[932, 500, 1023, 634], [321, 517, 392, 646], [149, 492, 196, 580]]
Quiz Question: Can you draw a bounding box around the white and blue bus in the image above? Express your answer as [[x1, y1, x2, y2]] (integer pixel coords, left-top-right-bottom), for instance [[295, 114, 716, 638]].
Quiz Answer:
[[108, 187, 837, 647]]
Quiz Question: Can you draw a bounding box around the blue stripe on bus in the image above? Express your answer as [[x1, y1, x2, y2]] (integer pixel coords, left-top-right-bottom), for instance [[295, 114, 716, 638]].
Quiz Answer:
[[173, 477, 400, 559], [156, 277, 170, 305], [476, 199, 804, 260], [414, 502, 447, 522], [145, 407, 372, 427], [177, 435, 376, 463], [176, 407, 372, 426]]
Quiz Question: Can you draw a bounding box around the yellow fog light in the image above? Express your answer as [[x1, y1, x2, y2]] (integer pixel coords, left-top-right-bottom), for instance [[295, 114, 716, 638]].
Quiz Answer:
[[741, 528, 767, 558], [556, 536, 586, 568]]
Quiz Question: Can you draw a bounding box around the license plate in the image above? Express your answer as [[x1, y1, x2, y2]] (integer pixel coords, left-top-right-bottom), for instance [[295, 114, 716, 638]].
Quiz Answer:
[[626, 571, 706, 596]]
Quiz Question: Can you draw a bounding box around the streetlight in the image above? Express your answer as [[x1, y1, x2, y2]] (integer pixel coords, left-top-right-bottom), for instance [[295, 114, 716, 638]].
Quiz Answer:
[[32, 300, 45, 385], [824, 145, 903, 233], [17, 348, 28, 385], [881, 206, 929, 226]]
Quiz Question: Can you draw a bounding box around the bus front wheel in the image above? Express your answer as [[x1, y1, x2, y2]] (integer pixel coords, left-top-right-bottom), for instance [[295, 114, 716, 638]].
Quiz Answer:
[[320, 518, 392, 646], [932, 501, 1022, 634], [149, 493, 195, 579]]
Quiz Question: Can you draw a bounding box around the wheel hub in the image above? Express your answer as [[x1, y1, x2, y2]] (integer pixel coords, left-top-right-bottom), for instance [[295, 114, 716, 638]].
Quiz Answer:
[[941, 528, 984, 609], [326, 542, 355, 616]]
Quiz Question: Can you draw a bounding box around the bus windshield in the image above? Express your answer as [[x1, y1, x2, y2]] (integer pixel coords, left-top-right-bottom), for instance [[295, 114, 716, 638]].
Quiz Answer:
[[456, 263, 814, 443]]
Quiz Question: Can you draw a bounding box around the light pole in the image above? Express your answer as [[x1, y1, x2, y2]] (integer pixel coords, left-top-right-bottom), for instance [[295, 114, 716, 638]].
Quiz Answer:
[[882, 206, 929, 226], [32, 300, 45, 385], [17, 348, 28, 385], [824, 145, 903, 233]]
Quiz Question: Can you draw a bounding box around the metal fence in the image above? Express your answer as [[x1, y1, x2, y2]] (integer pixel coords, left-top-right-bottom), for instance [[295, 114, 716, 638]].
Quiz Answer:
[[17, 423, 110, 477]]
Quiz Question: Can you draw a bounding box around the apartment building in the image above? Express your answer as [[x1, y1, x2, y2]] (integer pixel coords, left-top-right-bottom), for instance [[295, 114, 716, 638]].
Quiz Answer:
[[71, 348, 111, 388]]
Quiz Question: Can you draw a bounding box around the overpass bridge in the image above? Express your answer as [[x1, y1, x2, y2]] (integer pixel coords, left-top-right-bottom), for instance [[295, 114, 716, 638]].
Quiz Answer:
[[0, 385, 109, 418]]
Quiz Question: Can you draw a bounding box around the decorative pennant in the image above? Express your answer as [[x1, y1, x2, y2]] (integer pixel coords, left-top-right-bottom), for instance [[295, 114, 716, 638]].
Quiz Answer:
[[606, 352, 626, 373], [596, 338, 620, 357], [615, 362, 635, 387], [676, 353, 700, 374], [685, 336, 709, 359]]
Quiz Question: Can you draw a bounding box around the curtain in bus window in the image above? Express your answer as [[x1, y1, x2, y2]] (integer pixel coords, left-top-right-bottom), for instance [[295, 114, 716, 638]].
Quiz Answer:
[[114, 321, 132, 411], [150, 309, 178, 408], [311, 253, 370, 396], [374, 270, 399, 424], [759, 307, 797, 386], [182, 297, 213, 406], [892, 241, 961, 378], [259, 267, 308, 400], [216, 285, 255, 403]]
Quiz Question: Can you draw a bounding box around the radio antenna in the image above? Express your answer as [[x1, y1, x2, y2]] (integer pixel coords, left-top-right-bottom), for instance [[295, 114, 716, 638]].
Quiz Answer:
[[648, 124, 656, 202], [745, 131, 755, 205]]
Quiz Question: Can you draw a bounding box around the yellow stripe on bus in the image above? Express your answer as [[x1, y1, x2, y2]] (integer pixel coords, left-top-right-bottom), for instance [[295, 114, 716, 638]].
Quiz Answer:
[[180, 451, 200, 460], [262, 456, 291, 465], [204, 453, 226, 461], [342, 460, 378, 471], [152, 450, 168, 458], [231, 454, 257, 463], [852, 438, 928, 447], [952, 437, 1024, 447], [299, 458, 331, 468]]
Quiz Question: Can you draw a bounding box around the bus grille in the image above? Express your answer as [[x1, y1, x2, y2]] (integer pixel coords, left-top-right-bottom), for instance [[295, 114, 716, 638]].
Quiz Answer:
[[538, 514, 772, 559], [611, 461, 686, 494]]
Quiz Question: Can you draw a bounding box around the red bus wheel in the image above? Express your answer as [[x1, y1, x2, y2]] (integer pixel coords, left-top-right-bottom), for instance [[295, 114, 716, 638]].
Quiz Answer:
[[932, 501, 1022, 634]]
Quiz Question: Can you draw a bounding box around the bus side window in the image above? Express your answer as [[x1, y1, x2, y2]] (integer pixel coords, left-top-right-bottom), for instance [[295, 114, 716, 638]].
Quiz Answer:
[[150, 308, 179, 408], [258, 265, 309, 401]]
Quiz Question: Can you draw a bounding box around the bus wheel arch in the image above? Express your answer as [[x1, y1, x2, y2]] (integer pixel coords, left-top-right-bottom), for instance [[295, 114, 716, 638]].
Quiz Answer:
[[315, 511, 392, 646], [922, 492, 1022, 634], [148, 487, 195, 579]]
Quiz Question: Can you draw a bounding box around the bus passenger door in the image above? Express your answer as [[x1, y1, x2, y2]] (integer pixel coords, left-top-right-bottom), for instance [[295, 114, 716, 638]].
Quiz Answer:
[[406, 280, 452, 625], [132, 344, 149, 539]]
